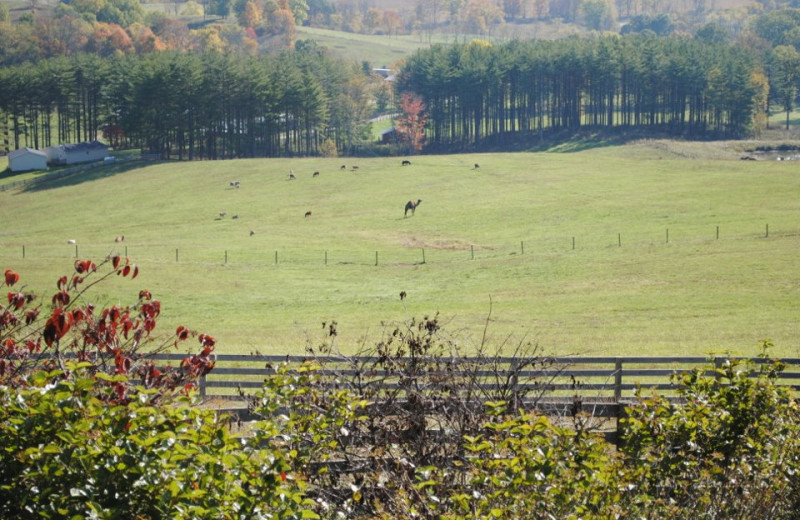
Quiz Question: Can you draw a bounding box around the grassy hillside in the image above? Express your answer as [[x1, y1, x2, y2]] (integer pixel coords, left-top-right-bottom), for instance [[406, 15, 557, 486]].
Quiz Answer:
[[1, 143, 798, 358]]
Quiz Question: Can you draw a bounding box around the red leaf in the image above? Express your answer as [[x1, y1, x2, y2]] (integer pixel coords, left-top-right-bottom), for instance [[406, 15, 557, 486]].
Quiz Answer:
[[7, 292, 26, 310], [57, 276, 68, 290], [131, 265, 139, 279], [176, 326, 189, 340], [122, 265, 131, 277], [112, 255, 121, 269], [51, 290, 71, 307], [4, 269, 19, 287], [25, 307, 40, 324], [138, 290, 152, 301], [1, 339, 15, 355], [44, 309, 74, 346], [198, 334, 216, 348], [71, 276, 84, 289]]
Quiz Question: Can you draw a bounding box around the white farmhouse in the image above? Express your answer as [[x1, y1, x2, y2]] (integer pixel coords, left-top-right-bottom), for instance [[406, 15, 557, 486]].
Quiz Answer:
[[45, 141, 109, 166], [8, 148, 48, 172]]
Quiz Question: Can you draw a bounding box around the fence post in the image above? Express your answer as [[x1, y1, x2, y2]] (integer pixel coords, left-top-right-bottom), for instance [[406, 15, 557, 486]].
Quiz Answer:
[[666, 228, 669, 244], [614, 358, 623, 402], [766, 223, 769, 238], [325, 251, 328, 265], [225, 250, 228, 264], [22, 245, 25, 259], [75, 244, 79, 258], [572, 237, 575, 250], [714, 357, 725, 380], [275, 250, 278, 265], [198, 374, 207, 399], [716, 226, 719, 240], [421, 248, 426, 264], [615, 358, 624, 446], [176, 248, 179, 262], [471, 245, 474, 260], [521, 241, 524, 255], [125, 245, 128, 257], [375, 251, 378, 266], [618, 233, 621, 247], [510, 358, 520, 411]]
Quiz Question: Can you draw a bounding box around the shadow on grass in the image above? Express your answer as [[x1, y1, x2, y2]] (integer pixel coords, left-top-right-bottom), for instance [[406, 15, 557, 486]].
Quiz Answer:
[[434, 126, 718, 155], [21, 159, 160, 193]]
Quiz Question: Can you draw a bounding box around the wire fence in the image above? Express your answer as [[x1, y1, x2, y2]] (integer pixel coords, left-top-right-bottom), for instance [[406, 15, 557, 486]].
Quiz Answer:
[[0, 223, 794, 268]]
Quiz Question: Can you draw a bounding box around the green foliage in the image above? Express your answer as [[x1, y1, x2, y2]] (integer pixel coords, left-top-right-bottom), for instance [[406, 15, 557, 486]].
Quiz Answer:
[[0, 368, 313, 519], [619, 348, 800, 517], [3, 324, 800, 517], [445, 412, 621, 519]]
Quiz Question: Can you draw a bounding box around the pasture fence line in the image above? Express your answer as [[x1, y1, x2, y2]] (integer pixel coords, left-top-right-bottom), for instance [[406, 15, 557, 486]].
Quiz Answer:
[[0, 222, 794, 268], [150, 354, 800, 436]]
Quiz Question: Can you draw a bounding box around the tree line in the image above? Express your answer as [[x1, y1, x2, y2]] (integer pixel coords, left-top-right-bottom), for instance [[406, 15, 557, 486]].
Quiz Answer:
[[0, 46, 380, 158], [0, 33, 786, 158], [394, 34, 768, 151]]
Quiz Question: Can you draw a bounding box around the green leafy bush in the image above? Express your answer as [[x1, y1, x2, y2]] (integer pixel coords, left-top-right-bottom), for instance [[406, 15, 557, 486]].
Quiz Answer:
[[619, 350, 800, 518], [0, 367, 316, 519]]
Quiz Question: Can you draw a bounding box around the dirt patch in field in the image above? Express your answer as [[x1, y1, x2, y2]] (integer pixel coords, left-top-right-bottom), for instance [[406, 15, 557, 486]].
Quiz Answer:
[[401, 237, 491, 251]]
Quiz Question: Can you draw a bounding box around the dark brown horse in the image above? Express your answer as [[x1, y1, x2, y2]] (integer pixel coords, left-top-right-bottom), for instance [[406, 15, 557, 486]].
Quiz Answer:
[[404, 199, 422, 217]]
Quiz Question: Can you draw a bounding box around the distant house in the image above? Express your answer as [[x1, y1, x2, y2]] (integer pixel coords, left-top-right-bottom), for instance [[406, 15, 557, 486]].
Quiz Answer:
[[45, 141, 109, 166], [380, 127, 397, 144], [373, 68, 395, 82], [8, 148, 48, 172]]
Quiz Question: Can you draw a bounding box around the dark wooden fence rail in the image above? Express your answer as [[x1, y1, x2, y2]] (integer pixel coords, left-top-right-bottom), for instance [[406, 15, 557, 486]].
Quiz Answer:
[[153, 354, 800, 420]]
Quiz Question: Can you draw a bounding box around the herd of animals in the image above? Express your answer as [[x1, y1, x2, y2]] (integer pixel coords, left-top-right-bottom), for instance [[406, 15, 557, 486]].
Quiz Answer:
[[214, 159, 448, 236], [63, 160, 482, 245]]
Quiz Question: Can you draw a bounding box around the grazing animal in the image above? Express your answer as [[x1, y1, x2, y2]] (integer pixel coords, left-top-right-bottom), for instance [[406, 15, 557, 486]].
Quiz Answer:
[[340, 164, 346, 170], [232, 214, 239, 219], [399, 290, 407, 300], [67, 239, 77, 245], [351, 165, 359, 171], [288, 170, 296, 180], [474, 163, 480, 169], [230, 181, 240, 188], [404, 199, 422, 217], [312, 171, 320, 177], [402, 160, 411, 166], [250, 230, 255, 236], [304, 211, 312, 218], [219, 212, 227, 218], [114, 235, 124, 243]]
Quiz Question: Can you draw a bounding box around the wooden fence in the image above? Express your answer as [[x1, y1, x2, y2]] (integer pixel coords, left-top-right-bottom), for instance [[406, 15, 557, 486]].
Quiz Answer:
[[152, 353, 800, 421]]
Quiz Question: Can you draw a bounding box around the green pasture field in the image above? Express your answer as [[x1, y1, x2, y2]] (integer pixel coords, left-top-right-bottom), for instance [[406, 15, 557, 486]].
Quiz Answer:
[[294, 26, 458, 68], [1, 141, 799, 359]]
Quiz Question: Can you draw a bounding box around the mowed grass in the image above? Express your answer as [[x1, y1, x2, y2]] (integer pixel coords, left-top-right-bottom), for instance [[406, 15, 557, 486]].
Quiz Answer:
[[1, 143, 799, 358]]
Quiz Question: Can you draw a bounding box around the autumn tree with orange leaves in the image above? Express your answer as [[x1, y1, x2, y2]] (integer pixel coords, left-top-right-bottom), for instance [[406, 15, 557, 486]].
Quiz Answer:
[[395, 91, 428, 154]]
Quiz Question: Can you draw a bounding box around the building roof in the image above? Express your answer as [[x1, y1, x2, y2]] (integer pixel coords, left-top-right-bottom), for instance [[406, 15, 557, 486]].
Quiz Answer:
[[50, 141, 109, 153], [9, 147, 47, 159]]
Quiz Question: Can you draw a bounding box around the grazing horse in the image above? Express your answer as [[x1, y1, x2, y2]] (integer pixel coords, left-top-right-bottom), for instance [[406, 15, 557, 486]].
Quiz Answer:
[[313, 171, 320, 177], [114, 235, 124, 243], [304, 211, 312, 218], [474, 163, 480, 169], [340, 164, 347, 170], [288, 169, 296, 180], [402, 160, 411, 166], [404, 199, 422, 217]]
